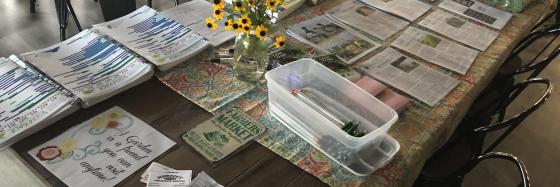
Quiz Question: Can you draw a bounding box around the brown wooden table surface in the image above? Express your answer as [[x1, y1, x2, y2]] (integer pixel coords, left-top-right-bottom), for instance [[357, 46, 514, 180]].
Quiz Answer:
[[12, 78, 328, 187]]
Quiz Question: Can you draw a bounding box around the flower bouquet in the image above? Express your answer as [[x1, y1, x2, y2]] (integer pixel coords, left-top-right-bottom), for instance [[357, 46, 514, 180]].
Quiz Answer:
[[206, 0, 287, 81]]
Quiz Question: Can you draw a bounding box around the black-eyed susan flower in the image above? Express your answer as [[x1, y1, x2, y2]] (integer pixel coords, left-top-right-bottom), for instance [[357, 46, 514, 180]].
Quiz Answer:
[[212, 0, 225, 9], [255, 25, 268, 40], [213, 7, 224, 20], [239, 14, 252, 26], [232, 22, 242, 33], [274, 35, 285, 48], [224, 19, 234, 30], [206, 17, 218, 30], [241, 24, 252, 34], [265, 0, 279, 11], [233, 1, 245, 12]]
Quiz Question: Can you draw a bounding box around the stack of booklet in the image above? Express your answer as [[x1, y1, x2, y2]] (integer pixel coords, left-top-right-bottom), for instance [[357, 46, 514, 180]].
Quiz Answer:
[[0, 57, 78, 149], [160, 0, 236, 47], [93, 6, 210, 71], [287, 15, 381, 64]]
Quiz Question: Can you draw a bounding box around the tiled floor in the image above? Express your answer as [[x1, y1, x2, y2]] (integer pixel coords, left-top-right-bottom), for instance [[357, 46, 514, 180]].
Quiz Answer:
[[1, 0, 558, 186]]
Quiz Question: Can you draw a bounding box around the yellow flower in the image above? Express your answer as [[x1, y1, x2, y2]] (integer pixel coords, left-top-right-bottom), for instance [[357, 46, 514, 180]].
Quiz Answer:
[[206, 17, 218, 30], [266, 0, 279, 10], [91, 116, 109, 129], [213, 7, 224, 20], [233, 1, 245, 12], [255, 25, 268, 40], [224, 19, 234, 30], [58, 138, 77, 154], [241, 24, 252, 34], [212, 0, 225, 9], [233, 22, 242, 33], [239, 14, 252, 26], [275, 35, 286, 48]]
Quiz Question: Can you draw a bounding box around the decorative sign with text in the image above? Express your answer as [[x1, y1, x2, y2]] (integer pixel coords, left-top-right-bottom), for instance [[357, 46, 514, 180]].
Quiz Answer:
[[28, 106, 176, 187], [183, 108, 266, 162]]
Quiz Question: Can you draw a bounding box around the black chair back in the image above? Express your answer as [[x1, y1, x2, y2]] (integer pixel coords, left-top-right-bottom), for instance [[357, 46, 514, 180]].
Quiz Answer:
[[446, 152, 530, 187]]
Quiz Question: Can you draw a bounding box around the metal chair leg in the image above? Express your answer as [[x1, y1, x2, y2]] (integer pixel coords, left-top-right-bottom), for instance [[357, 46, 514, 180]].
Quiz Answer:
[[147, 0, 153, 7], [30, 0, 37, 13], [66, 0, 83, 31]]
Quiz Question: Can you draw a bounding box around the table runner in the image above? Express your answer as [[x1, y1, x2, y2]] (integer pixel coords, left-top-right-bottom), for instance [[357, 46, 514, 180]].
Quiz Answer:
[[156, 0, 555, 186]]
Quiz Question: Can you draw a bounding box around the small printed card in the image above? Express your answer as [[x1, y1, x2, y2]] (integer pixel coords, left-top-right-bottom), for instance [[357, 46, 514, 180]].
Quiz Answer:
[[183, 108, 266, 162], [141, 162, 175, 183], [28, 106, 176, 187], [147, 170, 192, 187]]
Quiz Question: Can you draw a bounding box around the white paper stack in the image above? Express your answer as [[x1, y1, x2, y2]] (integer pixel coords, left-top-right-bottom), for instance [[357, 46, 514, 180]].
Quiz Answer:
[[161, 0, 235, 47], [287, 15, 381, 64], [20, 29, 154, 107], [0, 57, 78, 150], [94, 6, 210, 71]]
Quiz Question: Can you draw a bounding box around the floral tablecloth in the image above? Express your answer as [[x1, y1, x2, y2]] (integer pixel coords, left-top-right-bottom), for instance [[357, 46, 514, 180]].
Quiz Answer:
[[156, 0, 555, 186]]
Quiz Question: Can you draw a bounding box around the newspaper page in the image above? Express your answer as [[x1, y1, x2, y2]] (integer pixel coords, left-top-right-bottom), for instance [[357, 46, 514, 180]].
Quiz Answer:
[[287, 15, 381, 64], [356, 48, 460, 106], [161, 0, 235, 47], [359, 0, 432, 21], [391, 26, 479, 74], [418, 9, 499, 51], [327, 0, 409, 40], [439, 0, 512, 30]]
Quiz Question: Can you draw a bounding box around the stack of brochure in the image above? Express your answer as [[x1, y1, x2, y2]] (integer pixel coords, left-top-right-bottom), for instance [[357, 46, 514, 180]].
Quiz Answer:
[[161, 0, 236, 47], [0, 57, 78, 149], [93, 6, 210, 71], [287, 15, 381, 64], [20, 29, 154, 107]]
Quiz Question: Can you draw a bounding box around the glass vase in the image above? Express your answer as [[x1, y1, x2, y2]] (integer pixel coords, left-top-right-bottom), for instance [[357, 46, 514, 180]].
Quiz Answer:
[[233, 33, 271, 82]]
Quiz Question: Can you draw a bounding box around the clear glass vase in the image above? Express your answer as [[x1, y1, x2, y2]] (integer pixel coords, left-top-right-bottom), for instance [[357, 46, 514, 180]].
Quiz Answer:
[[233, 33, 271, 82]]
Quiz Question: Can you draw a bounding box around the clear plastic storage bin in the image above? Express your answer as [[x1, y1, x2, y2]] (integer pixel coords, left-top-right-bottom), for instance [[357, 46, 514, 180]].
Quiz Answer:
[[265, 58, 400, 176]]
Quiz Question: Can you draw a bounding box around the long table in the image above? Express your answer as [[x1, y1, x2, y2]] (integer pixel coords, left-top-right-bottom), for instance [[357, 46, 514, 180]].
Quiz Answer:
[[2, 0, 555, 186]]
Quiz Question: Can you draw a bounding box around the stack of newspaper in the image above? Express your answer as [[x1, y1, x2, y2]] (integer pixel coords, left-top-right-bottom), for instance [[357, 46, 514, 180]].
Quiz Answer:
[[391, 27, 479, 75], [326, 0, 409, 41], [287, 15, 381, 64], [360, 0, 433, 21], [418, 9, 499, 51], [356, 48, 460, 106], [438, 0, 512, 30]]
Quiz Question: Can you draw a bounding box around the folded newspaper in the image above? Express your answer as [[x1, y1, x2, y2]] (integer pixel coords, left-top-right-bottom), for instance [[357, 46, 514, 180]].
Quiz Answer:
[[418, 9, 499, 51], [287, 15, 381, 64], [439, 0, 513, 30], [360, 0, 432, 21], [391, 27, 479, 75], [356, 48, 460, 106], [326, 0, 409, 41]]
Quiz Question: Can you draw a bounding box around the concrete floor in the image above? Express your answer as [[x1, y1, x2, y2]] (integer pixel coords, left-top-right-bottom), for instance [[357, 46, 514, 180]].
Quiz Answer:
[[0, 0, 558, 186]]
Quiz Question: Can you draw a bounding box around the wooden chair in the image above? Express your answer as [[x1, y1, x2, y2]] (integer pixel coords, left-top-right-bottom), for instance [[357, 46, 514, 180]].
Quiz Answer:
[[417, 78, 552, 186], [416, 152, 530, 187]]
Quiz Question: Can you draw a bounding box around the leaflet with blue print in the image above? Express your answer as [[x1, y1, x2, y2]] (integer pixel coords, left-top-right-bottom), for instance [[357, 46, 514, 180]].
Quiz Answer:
[[0, 57, 76, 149], [93, 6, 210, 71], [20, 29, 153, 107]]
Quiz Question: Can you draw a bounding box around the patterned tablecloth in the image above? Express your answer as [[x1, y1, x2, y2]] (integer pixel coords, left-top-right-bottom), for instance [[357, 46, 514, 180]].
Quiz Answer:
[[156, 0, 555, 186]]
